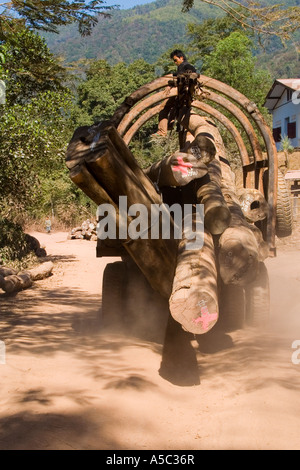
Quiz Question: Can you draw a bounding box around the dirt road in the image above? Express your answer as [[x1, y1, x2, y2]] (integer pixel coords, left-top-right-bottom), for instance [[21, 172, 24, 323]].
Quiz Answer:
[[0, 230, 300, 450]]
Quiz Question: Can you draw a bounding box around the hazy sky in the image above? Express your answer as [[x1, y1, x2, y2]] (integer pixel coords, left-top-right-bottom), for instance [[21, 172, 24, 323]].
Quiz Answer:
[[104, 0, 155, 9]]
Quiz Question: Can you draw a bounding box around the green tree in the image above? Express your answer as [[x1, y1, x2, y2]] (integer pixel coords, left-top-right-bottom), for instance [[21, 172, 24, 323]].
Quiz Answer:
[[187, 11, 253, 60], [0, 0, 113, 40], [76, 58, 156, 124], [0, 90, 73, 213], [203, 31, 272, 109], [182, 0, 300, 41], [0, 27, 81, 223], [0, 28, 68, 105]]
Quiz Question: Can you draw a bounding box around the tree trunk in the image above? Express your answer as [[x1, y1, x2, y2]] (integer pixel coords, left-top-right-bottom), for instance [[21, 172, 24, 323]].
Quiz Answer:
[[194, 159, 231, 235], [26, 261, 54, 281], [169, 227, 219, 335], [145, 151, 208, 188], [237, 188, 268, 223]]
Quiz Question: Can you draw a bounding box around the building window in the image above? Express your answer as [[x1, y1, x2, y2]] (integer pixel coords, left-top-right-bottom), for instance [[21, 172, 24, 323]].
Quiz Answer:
[[273, 127, 281, 142], [287, 121, 296, 139], [287, 89, 293, 101], [284, 116, 290, 135]]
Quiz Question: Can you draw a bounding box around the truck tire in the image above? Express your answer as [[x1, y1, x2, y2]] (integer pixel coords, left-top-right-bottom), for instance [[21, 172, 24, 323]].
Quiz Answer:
[[124, 260, 169, 342], [101, 261, 127, 328], [263, 169, 293, 238], [276, 169, 293, 238], [219, 282, 245, 331], [245, 262, 270, 327]]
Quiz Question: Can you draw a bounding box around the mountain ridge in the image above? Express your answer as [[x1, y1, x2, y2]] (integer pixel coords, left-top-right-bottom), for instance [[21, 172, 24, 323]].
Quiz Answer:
[[44, 0, 300, 78], [44, 0, 221, 64]]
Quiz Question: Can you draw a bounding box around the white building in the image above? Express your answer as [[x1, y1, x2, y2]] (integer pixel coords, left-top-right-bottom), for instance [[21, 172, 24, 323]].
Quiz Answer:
[[264, 79, 300, 150]]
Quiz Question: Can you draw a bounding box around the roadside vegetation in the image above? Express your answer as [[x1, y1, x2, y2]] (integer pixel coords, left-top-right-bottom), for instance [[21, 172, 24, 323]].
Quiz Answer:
[[0, 0, 297, 266]]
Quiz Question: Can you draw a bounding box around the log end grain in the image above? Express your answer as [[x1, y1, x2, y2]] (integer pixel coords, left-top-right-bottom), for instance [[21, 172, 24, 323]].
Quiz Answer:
[[204, 205, 232, 235], [186, 134, 216, 165], [218, 228, 260, 286], [169, 289, 218, 335]]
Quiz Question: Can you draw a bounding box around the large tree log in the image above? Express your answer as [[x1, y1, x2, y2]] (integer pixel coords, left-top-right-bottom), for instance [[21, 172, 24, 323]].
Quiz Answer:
[[66, 125, 178, 298], [194, 159, 231, 235], [216, 151, 268, 286], [0, 262, 53, 294], [26, 261, 54, 281], [172, 115, 231, 235], [66, 123, 158, 203], [237, 188, 268, 223], [0, 273, 32, 293], [0, 274, 22, 293], [145, 151, 208, 188], [0, 267, 17, 277], [183, 115, 268, 286], [169, 227, 219, 335]]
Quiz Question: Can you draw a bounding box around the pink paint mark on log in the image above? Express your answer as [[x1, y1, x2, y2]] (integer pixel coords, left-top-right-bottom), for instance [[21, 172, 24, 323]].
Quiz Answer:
[[192, 305, 218, 331], [172, 156, 193, 176]]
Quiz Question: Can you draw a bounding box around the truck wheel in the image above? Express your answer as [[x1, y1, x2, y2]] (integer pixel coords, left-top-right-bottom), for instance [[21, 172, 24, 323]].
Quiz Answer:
[[276, 169, 293, 238], [124, 260, 169, 342], [245, 262, 270, 327], [263, 169, 293, 238], [101, 261, 127, 328], [219, 282, 245, 331]]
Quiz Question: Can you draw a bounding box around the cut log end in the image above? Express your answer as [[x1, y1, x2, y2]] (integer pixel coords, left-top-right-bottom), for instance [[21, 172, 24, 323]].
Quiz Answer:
[[218, 235, 259, 286], [204, 205, 232, 235], [186, 134, 216, 165], [237, 188, 268, 223], [169, 290, 218, 335]]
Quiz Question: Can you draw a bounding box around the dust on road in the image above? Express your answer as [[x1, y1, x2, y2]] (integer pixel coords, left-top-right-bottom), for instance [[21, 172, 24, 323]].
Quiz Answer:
[[0, 230, 300, 450]]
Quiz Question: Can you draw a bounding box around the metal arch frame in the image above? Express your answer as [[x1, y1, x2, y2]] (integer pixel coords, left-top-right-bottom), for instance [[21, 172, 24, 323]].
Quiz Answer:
[[111, 74, 278, 253]]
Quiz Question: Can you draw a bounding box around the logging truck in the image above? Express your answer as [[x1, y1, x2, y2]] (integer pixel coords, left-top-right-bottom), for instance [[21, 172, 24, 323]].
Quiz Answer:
[[65, 73, 293, 338]]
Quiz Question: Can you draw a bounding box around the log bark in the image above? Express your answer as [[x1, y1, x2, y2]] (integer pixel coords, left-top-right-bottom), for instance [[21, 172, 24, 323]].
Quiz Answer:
[[67, 124, 178, 299], [194, 159, 231, 235], [237, 188, 268, 223], [169, 227, 219, 335], [217, 158, 268, 286], [0, 267, 17, 277], [145, 151, 208, 188], [17, 273, 33, 289], [184, 117, 269, 286], [0, 262, 52, 294], [0, 274, 23, 293], [26, 261, 54, 281]]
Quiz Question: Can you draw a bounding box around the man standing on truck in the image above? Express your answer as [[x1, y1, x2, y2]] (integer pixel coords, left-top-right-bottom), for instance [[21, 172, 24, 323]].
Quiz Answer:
[[152, 50, 197, 138]]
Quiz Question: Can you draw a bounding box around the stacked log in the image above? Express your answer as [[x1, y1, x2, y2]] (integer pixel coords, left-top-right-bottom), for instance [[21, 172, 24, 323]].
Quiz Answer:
[[66, 112, 270, 333], [66, 122, 178, 299], [0, 261, 54, 295], [193, 159, 232, 235], [237, 188, 268, 223], [213, 136, 269, 287], [146, 112, 269, 333], [145, 151, 208, 188], [169, 226, 219, 335], [68, 219, 98, 241]]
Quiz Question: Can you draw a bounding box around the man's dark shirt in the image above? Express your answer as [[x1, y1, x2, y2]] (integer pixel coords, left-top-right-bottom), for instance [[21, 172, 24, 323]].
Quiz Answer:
[[176, 60, 196, 75]]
